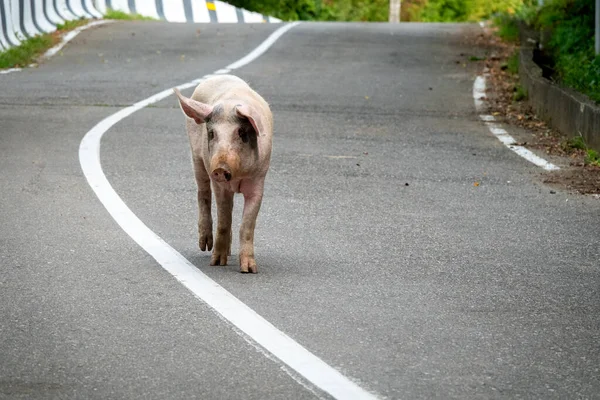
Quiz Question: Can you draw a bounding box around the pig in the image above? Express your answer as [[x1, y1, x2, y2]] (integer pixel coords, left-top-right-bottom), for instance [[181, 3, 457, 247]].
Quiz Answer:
[[173, 75, 273, 273]]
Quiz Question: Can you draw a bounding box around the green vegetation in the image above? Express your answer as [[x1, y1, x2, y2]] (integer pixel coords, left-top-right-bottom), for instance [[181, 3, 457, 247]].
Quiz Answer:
[[495, 0, 600, 103], [104, 8, 156, 20], [56, 18, 89, 30], [586, 148, 600, 166], [537, 0, 600, 103], [494, 13, 520, 42], [562, 135, 600, 165], [513, 84, 527, 101], [469, 55, 486, 61], [0, 35, 54, 68], [563, 135, 587, 150], [0, 18, 91, 69], [507, 51, 520, 74], [225, 0, 388, 21], [224, 0, 530, 22], [404, 0, 524, 22], [0, 34, 55, 69]]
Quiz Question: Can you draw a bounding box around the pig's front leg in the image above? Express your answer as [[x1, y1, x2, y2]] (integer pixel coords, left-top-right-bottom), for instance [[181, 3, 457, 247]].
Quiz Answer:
[[239, 179, 264, 273], [211, 184, 234, 266], [194, 157, 213, 251]]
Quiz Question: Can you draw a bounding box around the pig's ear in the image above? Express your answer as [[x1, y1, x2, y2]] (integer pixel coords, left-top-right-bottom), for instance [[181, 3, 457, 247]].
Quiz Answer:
[[236, 104, 264, 136], [173, 88, 213, 124]]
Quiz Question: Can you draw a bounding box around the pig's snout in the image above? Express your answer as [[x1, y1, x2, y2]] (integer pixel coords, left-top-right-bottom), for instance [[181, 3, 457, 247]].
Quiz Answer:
[[212, 167, 232, 182]]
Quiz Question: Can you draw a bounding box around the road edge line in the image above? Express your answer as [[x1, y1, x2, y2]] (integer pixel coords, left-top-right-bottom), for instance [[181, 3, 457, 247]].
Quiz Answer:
[[473, 74, 559, 171], [42, 19, 113, 60]]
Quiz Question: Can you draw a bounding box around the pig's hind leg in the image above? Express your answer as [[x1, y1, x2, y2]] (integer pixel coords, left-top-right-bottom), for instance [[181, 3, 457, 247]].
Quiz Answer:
[[210, 184, 234, 266], [193, 157, 213, 252]]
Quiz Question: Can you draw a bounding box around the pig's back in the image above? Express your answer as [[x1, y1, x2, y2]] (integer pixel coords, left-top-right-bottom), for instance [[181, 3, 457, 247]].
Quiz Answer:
[[191, 75, 252, 104]]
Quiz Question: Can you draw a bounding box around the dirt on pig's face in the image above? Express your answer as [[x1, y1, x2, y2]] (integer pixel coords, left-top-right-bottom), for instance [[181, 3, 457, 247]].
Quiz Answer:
[[205, 102, 259, 185]]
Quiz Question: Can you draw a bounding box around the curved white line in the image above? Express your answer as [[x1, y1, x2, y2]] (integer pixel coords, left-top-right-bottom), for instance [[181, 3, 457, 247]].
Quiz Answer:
[[43, 20, 113, 59], [79, 22, 378, 400], [1, 20, 112, 76], [473, 75, 559, 171]]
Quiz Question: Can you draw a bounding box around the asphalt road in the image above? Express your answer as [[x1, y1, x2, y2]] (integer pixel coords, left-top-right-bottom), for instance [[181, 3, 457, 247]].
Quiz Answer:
[[1, 21, 599, 399]]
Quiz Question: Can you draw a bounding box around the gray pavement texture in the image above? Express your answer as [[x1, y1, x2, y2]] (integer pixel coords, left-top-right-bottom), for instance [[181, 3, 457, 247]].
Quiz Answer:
[[1, 20, 599, 400]]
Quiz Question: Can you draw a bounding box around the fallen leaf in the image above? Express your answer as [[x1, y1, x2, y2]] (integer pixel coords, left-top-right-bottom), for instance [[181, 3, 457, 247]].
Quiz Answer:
[[474, 182, 480, 187]]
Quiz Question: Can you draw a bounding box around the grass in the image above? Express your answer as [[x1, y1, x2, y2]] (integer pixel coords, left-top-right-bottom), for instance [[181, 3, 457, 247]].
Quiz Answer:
[[535, 0, 599, 103], [585, 149, 600, 166], [56, 19, 89, 30], [562, 135, 600, 165], [564, 135, 587, 150], [513, 84, 527, 101], [507, 51, 520, 74], [104, 8, 156, 21], [494, 13, 520, 43], [0, 18, 90, 69], [0, 35, 55, 68]]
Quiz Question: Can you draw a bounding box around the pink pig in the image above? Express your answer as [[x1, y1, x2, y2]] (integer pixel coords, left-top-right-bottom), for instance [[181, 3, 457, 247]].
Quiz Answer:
[[174, 75, 273, 273]]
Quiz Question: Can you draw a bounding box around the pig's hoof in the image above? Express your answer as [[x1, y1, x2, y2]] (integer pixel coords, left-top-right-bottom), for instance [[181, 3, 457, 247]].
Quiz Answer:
[[240, 255, 257, 274], [210, 251, 228, 266], [199, 232, 213, 252]]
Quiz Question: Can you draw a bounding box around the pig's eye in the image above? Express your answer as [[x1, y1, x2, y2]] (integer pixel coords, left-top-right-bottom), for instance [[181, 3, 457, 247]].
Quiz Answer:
[[207, 129, 214, 141], [238, 129, 249, 143]]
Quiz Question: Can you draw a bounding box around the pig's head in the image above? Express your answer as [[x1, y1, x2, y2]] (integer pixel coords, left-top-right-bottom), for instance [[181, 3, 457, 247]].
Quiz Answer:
[[174, 88, 264, 183]]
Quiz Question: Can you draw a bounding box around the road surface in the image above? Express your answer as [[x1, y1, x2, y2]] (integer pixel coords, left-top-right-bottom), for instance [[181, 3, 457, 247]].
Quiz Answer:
[[1, 21, 599, 399]]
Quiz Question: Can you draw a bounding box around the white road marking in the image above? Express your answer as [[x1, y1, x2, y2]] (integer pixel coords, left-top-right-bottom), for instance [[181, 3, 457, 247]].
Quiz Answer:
[[225, 22, 299, 70], [79, 21, 378, 400], [43, 20, 113, 59], [0, 68, 23, 75], [473, 75, 559, 171], [0, 20, 112, 76], [473, 74, 487, 112]]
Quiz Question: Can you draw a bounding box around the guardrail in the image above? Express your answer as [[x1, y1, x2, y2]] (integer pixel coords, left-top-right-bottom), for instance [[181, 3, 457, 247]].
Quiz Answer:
[[0, 0, 281, 52]]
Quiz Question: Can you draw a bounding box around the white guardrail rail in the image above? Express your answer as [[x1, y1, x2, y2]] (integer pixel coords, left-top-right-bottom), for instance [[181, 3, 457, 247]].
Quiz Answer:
[[0, 0, 281, 51]]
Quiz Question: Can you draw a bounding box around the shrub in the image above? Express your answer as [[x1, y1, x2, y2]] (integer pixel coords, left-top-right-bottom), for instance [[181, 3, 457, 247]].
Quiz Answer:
[[538, 0, 600, 102]]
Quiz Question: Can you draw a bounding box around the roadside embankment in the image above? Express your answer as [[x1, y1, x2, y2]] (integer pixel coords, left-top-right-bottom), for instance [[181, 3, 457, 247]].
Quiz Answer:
[[519, 26, 600, 151]]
